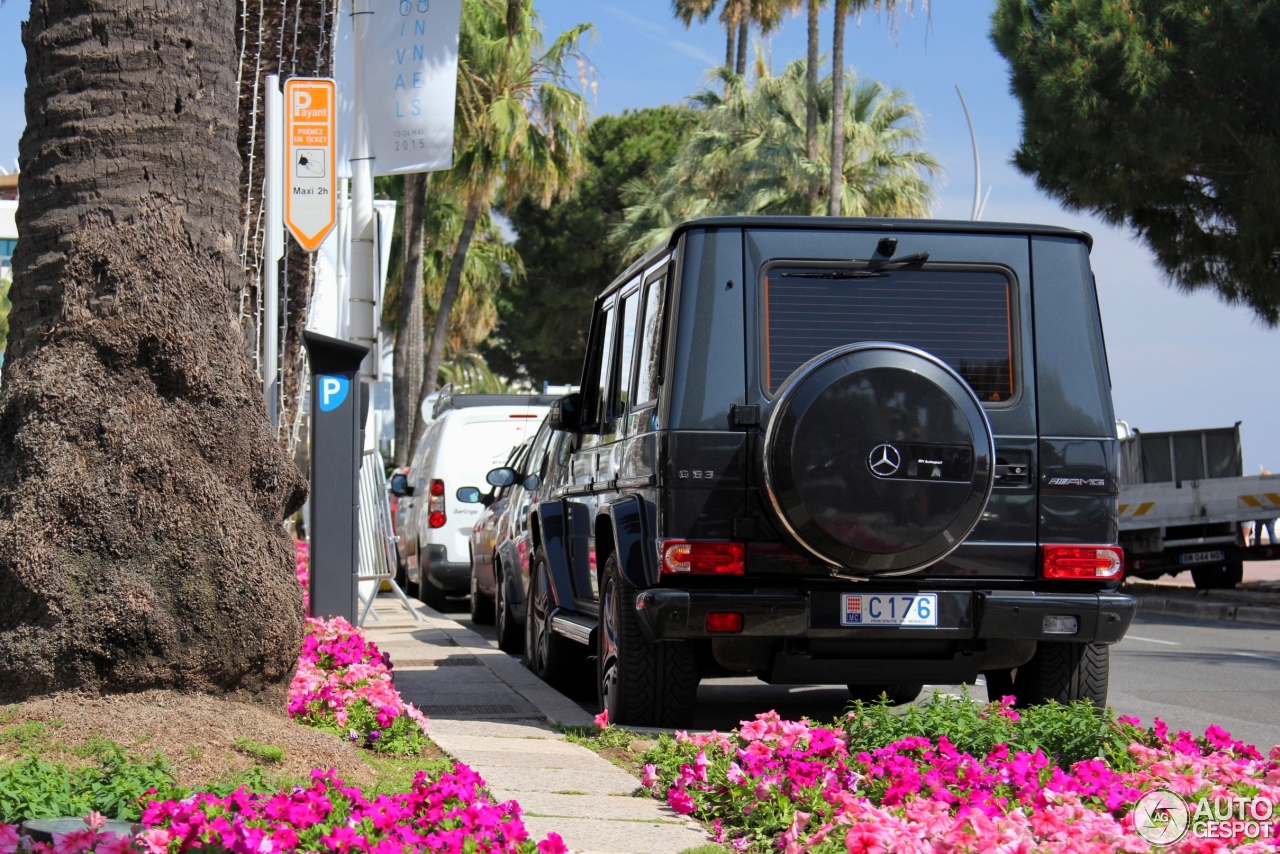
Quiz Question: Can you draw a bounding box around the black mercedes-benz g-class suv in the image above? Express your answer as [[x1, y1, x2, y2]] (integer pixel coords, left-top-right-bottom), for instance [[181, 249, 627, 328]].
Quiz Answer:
[[523, 216, 1136, 727]]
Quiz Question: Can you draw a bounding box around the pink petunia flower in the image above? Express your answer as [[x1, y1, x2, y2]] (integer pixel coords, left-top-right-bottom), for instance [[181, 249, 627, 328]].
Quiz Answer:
[[0, 825, 20, 854], [536, 832, 568, 854]]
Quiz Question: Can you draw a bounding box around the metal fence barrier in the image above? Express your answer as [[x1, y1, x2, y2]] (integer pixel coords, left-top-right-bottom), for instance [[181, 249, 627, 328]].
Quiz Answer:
[[357, 449, 420, 625]]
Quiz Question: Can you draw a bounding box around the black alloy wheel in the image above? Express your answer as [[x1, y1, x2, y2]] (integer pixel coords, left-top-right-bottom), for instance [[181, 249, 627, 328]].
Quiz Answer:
[[495, 562, 523, 653], [597, 554, 698, 728], [469, 557, 495, 625], [525, 550, 587, 691]]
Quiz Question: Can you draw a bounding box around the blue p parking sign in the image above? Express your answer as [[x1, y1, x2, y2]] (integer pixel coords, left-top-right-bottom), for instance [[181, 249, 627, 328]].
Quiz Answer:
[[318, 375, 349, 412]]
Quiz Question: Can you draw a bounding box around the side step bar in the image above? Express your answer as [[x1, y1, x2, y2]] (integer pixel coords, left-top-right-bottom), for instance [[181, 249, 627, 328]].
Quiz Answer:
[[550, 610, 595, 646]]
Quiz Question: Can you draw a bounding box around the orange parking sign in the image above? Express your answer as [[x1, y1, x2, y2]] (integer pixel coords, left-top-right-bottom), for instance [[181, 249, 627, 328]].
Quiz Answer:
[[283, 78, 337, 252]]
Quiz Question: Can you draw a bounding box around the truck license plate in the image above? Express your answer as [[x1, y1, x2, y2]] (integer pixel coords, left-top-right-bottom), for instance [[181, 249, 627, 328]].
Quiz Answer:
[[841, 593, 938, 627], [1179, 550, 1224, 565]]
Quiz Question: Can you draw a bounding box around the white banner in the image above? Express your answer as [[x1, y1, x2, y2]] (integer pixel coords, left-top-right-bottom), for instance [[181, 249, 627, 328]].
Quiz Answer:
[[363, 0, 462, 176]]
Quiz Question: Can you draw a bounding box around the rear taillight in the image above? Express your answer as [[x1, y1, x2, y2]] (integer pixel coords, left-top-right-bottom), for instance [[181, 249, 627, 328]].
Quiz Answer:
[[428, 479, 446, 528], [660, 540, 745, 575], [1041, 545, 1124, 580]]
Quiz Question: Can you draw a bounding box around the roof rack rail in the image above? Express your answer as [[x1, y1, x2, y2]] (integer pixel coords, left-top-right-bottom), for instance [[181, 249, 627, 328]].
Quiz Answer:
[[430, 388, 560, 421]]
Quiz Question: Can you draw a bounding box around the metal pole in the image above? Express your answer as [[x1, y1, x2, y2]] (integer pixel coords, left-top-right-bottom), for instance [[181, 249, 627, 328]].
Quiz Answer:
[[264, 74, 284, 424], [336, 177, 350, 338], [955, 85, 982, 222], [347, 0, 378, 381]]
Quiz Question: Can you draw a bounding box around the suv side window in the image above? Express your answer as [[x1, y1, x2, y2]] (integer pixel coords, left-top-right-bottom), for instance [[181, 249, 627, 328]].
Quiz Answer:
[[615, 288, 640, 418], [632, 273, 665, 408], [591, 300, 618, 433]]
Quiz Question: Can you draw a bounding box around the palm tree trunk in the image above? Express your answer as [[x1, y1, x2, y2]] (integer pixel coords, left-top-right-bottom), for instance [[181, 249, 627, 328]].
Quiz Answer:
[[806, 0, 821, 209], [0, 0, 307, 702], [725, 19, 737, 69], [828, 0, 847, 216], [414, 193, 484, 448], [393, 172, 426, 467], [735, 15, 750, 76]]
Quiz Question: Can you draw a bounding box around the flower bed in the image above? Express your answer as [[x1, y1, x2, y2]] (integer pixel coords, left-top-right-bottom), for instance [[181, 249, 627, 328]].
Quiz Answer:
[[639, 695, 1280, 853], [288, 538, 429, 755], [287, 615, 430, 755], [0, 768, 567, 854]]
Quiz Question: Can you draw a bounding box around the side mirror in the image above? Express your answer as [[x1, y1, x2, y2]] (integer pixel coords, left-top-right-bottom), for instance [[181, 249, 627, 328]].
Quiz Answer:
[[486, 467, 518, 488], [390, 473, 412, 496], [547, 392, 582, 433], [522, 474, 541, 491], [456, 486, 484, 504]]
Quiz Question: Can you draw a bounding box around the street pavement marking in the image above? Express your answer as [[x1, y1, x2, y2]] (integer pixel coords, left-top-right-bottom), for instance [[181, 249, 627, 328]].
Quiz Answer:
[[1228, 651, 1280, 664], [1123, 635, 1183, 646]]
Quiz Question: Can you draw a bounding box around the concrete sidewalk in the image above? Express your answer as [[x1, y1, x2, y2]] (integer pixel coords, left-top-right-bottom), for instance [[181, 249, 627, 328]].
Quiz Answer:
[[360, 596, 711, 854]]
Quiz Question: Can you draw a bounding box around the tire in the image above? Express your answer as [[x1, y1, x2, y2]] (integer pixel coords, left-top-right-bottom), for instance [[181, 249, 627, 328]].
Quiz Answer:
[[494, 562, 523, 653], [394, 552, 408, 592], [1011, 641, 1109, 707], [846, 684, 923, 706], [408, 542, 437, 607], [526, 550, 588, 692], [469, 563, 495, 625], [982, 669, 1016, 704], [419, 576, 447, 612], [1191, 564, 1235, 590], [1225, 552, 1244, 587], [763, 343, 994, 575], [598, 554, 699, 728]]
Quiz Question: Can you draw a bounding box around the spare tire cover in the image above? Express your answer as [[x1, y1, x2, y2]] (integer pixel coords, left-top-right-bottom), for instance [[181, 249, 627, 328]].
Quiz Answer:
[[763, 343, 994, 575]]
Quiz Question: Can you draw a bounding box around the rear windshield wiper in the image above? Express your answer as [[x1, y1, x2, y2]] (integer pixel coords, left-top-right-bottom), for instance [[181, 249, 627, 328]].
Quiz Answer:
[[778, 251, 931, 280], [865, 251, 930, 271]]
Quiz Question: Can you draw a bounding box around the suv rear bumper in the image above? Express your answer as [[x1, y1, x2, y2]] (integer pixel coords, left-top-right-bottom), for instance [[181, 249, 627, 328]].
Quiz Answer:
[[633, 589, 1136, 645]]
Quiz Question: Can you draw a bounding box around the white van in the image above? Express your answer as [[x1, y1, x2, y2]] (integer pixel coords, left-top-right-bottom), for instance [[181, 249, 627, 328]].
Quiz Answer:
[[397, 394, 551, 609]]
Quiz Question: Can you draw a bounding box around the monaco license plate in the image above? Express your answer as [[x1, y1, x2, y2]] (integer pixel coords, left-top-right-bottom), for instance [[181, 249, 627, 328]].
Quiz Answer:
[[1179, 550, 1224, 565], [841, 593, 938, 627]]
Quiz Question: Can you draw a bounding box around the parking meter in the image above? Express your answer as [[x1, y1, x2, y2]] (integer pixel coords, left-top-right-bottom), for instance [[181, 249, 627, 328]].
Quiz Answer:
[[302, 331, 370, 622]]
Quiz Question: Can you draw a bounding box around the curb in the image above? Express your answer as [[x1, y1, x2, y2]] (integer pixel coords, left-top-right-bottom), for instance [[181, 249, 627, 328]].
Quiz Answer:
[[1132, 593, 1280, 627]]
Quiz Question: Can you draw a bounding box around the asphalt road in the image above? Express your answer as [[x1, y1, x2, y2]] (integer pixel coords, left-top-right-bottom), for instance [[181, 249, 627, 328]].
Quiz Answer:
[[436, 598, 1280, 751]]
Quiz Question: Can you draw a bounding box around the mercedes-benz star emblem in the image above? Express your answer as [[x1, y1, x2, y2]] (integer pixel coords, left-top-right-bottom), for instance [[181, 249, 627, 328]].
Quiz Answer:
[[868, 443, 902, 478]]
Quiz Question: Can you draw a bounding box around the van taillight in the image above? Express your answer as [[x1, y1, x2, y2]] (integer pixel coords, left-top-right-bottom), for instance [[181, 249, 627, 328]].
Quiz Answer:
[[660, 541, 745, 575], [428, 479, 446, 528], [1041, 545, 1124, 579]]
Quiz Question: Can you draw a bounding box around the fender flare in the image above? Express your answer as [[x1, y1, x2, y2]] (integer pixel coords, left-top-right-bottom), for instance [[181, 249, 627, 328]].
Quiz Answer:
[[532, 500, 576, 608], [493, 540, 526, 609], [601, 495, 655, 589]]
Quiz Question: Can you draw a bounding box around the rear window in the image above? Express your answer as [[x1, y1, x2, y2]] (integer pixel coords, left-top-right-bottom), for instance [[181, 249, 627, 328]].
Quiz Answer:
[[441, 415, 545, 475], [763, 265, 1015, 403]]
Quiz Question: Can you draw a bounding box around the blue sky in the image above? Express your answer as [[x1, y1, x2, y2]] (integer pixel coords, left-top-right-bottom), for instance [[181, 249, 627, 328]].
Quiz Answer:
[[0, 1, 1277, 470]]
